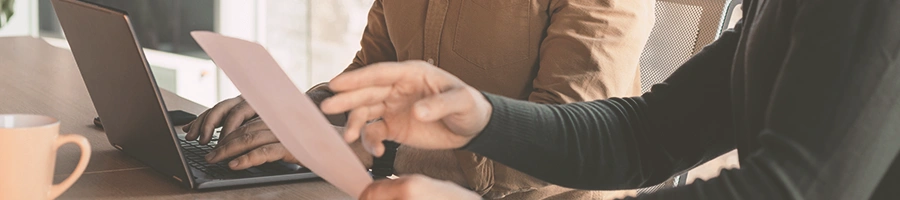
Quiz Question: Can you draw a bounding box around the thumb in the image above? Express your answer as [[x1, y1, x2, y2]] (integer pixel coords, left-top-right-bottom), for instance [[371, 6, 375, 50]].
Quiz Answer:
[[413, 87, 480, 122]]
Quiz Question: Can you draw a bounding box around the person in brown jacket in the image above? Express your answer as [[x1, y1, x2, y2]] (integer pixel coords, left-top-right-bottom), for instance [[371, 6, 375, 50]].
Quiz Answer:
[[184, 0, 654, 199]]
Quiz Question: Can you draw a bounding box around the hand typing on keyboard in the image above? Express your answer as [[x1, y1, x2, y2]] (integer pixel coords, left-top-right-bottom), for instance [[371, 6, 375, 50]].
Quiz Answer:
[[182, 96, 257, 145], [202, 118, 373, 170], [182, 87, 347, 146], [182, 88, 354, 170]]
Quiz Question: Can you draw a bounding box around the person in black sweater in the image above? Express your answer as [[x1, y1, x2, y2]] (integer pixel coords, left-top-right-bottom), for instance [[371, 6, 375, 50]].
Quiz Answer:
[[320, 0, 900, 199]]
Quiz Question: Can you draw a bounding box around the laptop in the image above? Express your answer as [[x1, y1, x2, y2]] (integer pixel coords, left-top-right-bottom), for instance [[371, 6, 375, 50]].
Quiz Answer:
[[51, 0, 317, 189]]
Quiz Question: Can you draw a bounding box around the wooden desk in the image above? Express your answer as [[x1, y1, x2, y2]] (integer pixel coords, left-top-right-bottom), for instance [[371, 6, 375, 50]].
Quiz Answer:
[[0, 37, 350, 199]]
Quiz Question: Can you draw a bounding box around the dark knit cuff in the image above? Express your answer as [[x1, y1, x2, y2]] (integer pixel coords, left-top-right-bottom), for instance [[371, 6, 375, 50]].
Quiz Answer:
[[462, 92, 536, 155]]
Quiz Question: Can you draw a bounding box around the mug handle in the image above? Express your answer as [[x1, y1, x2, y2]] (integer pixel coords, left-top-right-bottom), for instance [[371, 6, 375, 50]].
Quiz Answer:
[[48, 134, 92, 199]]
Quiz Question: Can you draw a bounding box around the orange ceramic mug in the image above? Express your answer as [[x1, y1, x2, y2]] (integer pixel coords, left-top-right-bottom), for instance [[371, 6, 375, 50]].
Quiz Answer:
[[0, 114, 91, 199]]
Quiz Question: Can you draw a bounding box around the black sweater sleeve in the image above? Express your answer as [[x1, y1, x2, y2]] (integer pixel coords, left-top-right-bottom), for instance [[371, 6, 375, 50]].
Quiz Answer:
[[463, 1, 900, 199], [463, 15, 744, 190]]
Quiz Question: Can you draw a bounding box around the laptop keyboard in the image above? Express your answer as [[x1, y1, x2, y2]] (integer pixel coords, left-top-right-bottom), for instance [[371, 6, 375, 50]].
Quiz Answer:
[[179, 139, 234, 178], [178, 137, 296, 178]]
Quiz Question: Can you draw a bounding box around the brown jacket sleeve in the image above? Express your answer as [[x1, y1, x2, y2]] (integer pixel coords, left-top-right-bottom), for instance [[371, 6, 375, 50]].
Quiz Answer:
[[528, 0, 654, 103], [343, 0, 397, 73]]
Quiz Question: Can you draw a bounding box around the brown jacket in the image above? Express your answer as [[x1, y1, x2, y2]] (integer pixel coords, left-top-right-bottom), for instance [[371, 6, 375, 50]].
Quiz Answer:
[[342, 0, 654, 199]]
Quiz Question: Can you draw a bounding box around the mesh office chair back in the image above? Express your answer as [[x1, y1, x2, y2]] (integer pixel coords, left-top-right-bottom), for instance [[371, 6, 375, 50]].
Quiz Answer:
[[638, 0, 739, 92], [634, 0, 742, 195]]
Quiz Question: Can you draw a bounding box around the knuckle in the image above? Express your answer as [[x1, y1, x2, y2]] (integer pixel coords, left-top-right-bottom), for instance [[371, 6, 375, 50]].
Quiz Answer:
[[257, 145, 270, 155], [241, 132, 257, 144], [253, 146, 273, 162]]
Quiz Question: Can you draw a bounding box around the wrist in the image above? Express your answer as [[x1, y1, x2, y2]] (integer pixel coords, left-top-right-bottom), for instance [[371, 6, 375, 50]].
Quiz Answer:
[[371, 141, 400, 178], [459, 91, 496, 150], [307, 83, 348, 125], [463, 87, 492, 144], [306, 83, 334, 106]]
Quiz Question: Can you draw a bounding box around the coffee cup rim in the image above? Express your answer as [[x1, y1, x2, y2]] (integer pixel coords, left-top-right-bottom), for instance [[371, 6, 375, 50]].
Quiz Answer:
[[0, 114, 60, 129]]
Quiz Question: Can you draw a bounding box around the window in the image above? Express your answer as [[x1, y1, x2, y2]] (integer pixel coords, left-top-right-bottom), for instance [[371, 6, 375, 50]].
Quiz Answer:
[[39, 0, 215, 58], [19, 0, 374, 107]]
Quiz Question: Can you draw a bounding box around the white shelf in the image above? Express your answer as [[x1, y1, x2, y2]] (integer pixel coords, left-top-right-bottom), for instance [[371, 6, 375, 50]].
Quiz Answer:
[[0, 0, 38, 37]]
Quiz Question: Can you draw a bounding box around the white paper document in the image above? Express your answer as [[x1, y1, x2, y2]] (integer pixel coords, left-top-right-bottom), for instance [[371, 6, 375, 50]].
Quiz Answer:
[[191, 31, 373, 198]]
